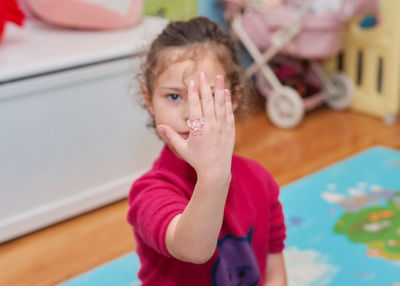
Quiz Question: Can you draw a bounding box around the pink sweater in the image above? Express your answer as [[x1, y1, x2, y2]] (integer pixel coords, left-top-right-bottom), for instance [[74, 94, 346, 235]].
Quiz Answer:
[[127, 145, 286, 285]]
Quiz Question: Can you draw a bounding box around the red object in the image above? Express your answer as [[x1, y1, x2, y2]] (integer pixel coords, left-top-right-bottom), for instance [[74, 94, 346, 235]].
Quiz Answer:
[[0, 0, 25, 42]]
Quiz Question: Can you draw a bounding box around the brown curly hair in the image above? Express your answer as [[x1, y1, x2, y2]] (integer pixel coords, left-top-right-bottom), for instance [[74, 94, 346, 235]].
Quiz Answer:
[[137, 16, 255, 128]]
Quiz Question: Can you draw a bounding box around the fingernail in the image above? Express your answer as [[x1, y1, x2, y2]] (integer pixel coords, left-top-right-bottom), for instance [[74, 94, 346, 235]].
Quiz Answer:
[[157, 126, 165, 135], [199, 72, 207, 83], [216, 75, 223, 88], [189, 80, 196, 92], [224, 89, 230, 97]]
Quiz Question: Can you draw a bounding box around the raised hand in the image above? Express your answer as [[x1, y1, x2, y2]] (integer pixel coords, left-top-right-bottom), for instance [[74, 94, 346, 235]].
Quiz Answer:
[[157, 72, 235, 182]]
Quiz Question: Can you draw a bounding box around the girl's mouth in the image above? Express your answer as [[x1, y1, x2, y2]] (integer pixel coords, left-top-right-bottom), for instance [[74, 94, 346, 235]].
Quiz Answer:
[[179, 132, 189, 139]]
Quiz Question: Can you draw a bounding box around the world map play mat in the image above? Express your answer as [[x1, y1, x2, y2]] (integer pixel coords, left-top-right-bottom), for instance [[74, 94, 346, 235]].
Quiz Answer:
[[59, 146, 400, 286], [281, 146, 400, 285]]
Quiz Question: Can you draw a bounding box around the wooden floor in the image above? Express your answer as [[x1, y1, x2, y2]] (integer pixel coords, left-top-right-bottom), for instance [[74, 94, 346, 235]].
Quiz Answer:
[[1, 106, 399, 286]]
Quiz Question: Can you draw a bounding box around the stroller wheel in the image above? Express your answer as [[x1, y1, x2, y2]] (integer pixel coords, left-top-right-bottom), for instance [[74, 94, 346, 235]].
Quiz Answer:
[[325, 73, 354, 110], [267, 86, 304, 128]]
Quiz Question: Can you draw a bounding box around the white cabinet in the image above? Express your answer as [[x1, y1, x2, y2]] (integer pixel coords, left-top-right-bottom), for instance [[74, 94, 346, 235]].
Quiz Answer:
[[0, 17, 167, 242]]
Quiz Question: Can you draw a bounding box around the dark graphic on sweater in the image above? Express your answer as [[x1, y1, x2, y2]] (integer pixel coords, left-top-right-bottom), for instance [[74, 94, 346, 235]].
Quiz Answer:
[[211, 228, 260, 286]]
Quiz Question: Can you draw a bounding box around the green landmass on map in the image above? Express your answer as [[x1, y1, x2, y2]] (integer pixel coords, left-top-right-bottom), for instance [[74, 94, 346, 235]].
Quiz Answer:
[[334, 192, 400, 261]]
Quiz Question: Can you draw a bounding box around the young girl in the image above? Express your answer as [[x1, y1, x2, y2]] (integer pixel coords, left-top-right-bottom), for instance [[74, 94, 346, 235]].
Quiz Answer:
[[127, 17, 287, 286]]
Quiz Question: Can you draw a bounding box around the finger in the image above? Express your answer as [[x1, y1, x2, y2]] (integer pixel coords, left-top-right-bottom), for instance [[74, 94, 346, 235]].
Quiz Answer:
[[157, 124, 186, 155], [188, 80, 203, 121], [225, 89, 235, 126], [199, 72, 215, 120], [214, 75, 226, 121]]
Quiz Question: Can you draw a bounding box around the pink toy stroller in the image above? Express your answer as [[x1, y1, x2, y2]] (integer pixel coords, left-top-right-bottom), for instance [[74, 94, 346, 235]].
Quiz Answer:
[[222, 0, 380, 128]]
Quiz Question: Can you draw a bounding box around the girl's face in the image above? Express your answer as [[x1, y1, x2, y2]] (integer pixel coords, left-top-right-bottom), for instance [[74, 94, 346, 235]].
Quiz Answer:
[[143, 48, 228, 140]]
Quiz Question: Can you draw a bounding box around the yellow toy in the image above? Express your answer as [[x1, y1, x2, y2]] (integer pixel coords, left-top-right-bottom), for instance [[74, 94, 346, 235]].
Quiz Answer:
[[341, 0, 400, 123]]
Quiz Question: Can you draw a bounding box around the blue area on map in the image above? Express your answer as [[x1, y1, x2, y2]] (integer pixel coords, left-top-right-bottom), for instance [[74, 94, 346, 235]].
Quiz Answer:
[[281, 146, 400, 285]]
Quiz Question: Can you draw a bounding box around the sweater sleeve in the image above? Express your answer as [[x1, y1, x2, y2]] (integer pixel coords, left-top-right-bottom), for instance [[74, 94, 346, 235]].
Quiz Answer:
[[127, 171, 189, 257], [267, 174, 286, 253]]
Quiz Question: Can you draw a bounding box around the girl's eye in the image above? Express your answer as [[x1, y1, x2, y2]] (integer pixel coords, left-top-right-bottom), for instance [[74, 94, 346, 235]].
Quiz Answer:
[[167, 94, 182, 101]]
